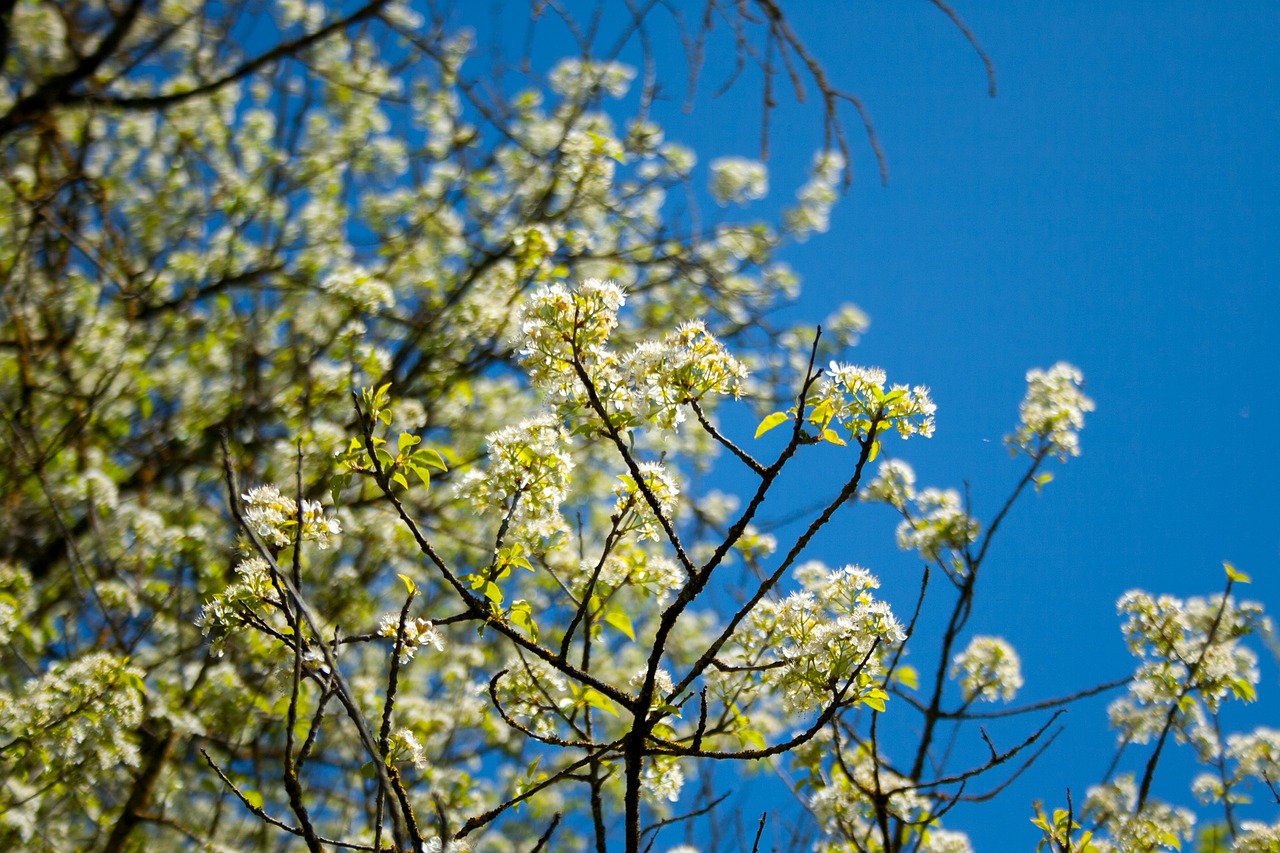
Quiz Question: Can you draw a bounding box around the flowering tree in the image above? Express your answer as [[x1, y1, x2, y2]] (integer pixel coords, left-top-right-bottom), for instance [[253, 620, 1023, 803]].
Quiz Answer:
[[1, 2, 1276, 852]]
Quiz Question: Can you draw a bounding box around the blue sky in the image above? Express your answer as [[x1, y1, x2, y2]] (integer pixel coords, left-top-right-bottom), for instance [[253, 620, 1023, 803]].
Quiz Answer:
[[460, 1, 1280, 846], [690, 3, 1280, 846]]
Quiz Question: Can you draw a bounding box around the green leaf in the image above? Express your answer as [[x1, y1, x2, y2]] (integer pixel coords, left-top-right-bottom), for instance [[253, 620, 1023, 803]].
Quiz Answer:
[[1034, 472, 1054, 493], [1230, 678, 1257, 702], [739, 728, 766, 750], [329, 473, 349, 507], [822, 428, 847, 447], [392, 471, 409, 490], [397, 431, 420, 452], [413, 447, 448, 471], [861, 688, 889, 713], [582, 688, 618, 717], [868, 439, 881, 462], [397, 573, 416, 595], [754, 411, 789, 439], [509, 600, 538, 641], [604, 610, 635, 640], [894, 665, 919, 690], [1224, 561, 1251, 583], [244, 789, 264, 810], [481, 581, 503, 606], [807, 398, 833, 426]]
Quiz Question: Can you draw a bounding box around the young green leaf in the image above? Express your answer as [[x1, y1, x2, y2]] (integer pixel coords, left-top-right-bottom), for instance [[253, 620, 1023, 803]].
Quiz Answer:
[[604, 609, 635, 641], [1224, 561, 1251, 583], [754, 411, 789, 439], [581, 688, 618, 717]]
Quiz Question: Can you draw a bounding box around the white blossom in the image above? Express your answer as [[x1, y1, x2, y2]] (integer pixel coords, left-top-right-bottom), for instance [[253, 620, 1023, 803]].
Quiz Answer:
[[1008, 362, 1095, 460], [783, 150, 845, 240], [895, 488, 979, 569], [641, 755, 685, 803], [455, 414, 575, 543], [951, 636, 1023, 703], [1082, 775, 1196, 852], [378, 614, 445, 663], [709, 156, 768, 205], [240, 485, 341, 549], [863, 459, 917, 510], [821, 361, 936, 440], [613, 461, 680, 541]]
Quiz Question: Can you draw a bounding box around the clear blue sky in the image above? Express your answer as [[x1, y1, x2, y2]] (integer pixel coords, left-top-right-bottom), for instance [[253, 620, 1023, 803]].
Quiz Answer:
[[700, 3, 1280, 846], [464, 2, 1280, 846]]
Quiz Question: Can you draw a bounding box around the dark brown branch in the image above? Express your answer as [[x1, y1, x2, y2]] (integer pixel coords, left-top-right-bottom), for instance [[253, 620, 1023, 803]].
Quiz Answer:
[[0, 0, 147, 140], [63, 1, 392, 114]]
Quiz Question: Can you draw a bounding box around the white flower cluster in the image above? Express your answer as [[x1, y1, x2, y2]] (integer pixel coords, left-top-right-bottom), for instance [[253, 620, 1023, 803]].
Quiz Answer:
[[519, 281, 745, 432], [807, 742, 971, 852], [744, 565, 904, 714], [640, 754, 685, 803], [241, 485, 342, 549], [894, 488, 980, 570], [862, 458, 917, 511], [197, 556, 278, 654], [548, 57, 636, 99], [783, 150, 845, 240], [455, 414, 575, 542], [1226, 726, 1280, 781], [377, 614, 445, 663], [0, 652, 144, 776], [0, 562, 30, 647], [386, 727, 430, 771], [709, 157, 768, 206], [519, 279, 627, 416], [921, 830, 977, 853], [1192, 726, 1280, 805], [589, 544, 683, 603], [822, 362, 936, 440], [1008, 362, 1095, 460], [822, 301, 870, 349], [1233, 819, 1280, 853], [1109, 590, 1269, 743], [512, 223, 559, 273], [950, 635, 1023, 703], [319, 263, 394, 312], [629, 667, 675, 703], [613, 461, 680, 541], [626, 320, 748, 429], [1082, 775, 1196, 853], [558, 125, 625, 189]]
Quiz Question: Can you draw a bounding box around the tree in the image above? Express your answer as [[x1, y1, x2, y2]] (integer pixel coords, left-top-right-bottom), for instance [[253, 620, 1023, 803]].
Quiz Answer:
[[0, 2, 1276, 852]]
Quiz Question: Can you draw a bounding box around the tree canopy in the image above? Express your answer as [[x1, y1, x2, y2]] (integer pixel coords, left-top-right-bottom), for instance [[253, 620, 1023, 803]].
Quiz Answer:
[[0, 2, 1276, 852]]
